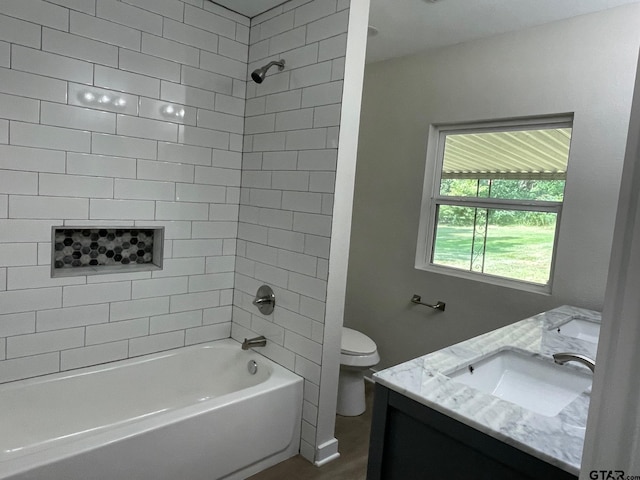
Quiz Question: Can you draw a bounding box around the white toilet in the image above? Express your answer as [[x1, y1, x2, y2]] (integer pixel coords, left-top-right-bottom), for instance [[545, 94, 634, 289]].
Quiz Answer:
[[337, 327, 380, 416]]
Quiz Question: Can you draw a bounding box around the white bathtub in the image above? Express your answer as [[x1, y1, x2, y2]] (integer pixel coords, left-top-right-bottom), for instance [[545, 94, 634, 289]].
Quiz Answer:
[[0, 339, 303, 480]]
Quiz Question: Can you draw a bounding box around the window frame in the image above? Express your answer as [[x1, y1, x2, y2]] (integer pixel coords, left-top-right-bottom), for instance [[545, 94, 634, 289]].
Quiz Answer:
[[415, 115, 573, 294]]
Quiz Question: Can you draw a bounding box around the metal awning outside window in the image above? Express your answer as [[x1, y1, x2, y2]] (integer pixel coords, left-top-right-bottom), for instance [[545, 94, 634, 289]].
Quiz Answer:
[[441, 127, 572, 180]]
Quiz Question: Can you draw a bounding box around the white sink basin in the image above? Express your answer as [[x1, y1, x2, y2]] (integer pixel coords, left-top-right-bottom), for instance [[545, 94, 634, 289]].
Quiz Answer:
[[447, 350, 592, 417], [552, 317, 600, 344]]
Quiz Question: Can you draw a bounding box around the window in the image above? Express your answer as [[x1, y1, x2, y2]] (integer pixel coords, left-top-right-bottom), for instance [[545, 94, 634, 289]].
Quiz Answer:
[[416, 117, 573, 292]]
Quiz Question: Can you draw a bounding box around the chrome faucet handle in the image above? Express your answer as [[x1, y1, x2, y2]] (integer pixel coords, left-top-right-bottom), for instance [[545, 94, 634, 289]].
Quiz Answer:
[[253, 297, 272, 305], [252, 285, 275, 315]]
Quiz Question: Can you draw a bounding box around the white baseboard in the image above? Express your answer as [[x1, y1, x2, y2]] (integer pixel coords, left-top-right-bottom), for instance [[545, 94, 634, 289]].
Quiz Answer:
[[314, 438, 340, 467]]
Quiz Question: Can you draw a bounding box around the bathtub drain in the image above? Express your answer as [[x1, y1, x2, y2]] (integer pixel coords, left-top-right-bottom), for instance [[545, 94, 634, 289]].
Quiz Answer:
[[248, 360, 258, 375]]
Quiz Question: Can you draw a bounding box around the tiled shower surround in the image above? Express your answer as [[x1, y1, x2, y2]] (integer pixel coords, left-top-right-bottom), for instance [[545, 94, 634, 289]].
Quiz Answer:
[[233, 1, 349, 461], [0, 0, 246, 380], [0, 0, 350, 464]]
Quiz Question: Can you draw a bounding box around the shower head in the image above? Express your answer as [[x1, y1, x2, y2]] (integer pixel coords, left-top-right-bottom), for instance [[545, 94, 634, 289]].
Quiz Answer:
[[250, 60, 285, 84]]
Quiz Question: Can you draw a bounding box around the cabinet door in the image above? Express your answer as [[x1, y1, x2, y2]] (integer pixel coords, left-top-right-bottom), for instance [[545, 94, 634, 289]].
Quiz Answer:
[[381, 407, 527, 479], [367, 385, 577, 480]]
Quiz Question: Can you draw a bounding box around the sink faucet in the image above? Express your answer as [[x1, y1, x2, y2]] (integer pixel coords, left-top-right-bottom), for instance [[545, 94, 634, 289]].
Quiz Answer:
[[242, 336, 267, 350], [553, 352, 595, 373]]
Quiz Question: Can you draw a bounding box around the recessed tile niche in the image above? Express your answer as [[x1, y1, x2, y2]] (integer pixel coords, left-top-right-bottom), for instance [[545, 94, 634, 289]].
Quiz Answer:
[[51, 227, 164, 277]]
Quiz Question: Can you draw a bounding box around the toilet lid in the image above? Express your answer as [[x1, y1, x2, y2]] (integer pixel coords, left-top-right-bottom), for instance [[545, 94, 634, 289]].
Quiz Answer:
[[341, 327, 377, 355]]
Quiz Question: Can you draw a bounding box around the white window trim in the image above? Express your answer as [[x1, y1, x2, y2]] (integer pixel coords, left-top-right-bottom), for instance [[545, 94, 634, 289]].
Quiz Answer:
[[415, 116, 573, 294]]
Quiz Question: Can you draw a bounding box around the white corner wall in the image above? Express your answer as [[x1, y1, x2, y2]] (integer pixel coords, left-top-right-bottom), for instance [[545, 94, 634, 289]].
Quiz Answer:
[[316, 0, 369, 465], [0, 0, 248, 382], [346, 4, 640, 370], [232, 0, 354, 462], [581, 47, 640, 477]]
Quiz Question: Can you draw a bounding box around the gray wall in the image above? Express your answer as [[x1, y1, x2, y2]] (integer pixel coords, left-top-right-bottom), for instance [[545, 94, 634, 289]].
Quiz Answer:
[[345, 4, 640, 370]]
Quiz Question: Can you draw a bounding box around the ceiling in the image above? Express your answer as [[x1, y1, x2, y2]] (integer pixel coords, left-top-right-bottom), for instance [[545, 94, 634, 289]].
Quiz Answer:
[[215, 0, 640, 62], [212, 0, 284, 18], [366, 0, 640, 63]]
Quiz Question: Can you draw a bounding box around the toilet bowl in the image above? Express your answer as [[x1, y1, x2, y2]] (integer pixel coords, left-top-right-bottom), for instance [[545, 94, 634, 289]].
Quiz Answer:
[[337, 327, 380, 416]]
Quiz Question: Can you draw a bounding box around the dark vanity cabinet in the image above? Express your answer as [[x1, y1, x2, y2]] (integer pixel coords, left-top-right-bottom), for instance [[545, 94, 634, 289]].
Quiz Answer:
[[366, 384, 578, 480]]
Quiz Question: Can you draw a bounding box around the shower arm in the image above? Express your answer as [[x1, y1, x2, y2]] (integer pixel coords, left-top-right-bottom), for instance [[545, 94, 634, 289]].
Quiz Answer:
[[263, 60, 285, 71]]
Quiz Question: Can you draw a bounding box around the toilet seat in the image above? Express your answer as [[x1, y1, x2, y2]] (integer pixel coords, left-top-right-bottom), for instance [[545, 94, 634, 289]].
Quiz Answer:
[[341, 327, 377, 355], [340, 327, 380, 367]]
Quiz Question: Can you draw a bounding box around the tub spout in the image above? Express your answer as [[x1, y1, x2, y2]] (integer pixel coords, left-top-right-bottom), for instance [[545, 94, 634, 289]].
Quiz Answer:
[[242, 336, 267, 350], [553, 352, 596, 373]]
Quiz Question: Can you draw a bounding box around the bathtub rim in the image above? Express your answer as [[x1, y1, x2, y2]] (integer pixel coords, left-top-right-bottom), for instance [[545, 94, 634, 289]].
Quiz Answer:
[[0, 338, 278, 391]]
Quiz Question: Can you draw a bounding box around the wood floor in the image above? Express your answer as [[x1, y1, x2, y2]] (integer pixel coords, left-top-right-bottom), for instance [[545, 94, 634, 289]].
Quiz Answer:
[[248, 382, 373, 480]]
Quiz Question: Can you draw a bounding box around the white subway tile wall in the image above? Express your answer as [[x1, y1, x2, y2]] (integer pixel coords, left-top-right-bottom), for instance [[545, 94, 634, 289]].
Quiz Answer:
[[0, 0, 351, 462], [234, 0, 349, 462], [0, 0, 250, 384]]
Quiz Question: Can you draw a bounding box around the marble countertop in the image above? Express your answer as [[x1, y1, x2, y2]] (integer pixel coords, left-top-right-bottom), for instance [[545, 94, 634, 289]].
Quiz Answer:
[[373, 305, 601, 476]]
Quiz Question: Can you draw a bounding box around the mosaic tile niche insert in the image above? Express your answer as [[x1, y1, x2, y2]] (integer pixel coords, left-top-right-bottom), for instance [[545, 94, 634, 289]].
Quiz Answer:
[[51, 227, 164, 277]]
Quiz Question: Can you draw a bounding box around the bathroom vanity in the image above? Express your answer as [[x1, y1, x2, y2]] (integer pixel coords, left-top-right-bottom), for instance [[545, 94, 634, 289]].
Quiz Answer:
[[367, 306, 600, 480]]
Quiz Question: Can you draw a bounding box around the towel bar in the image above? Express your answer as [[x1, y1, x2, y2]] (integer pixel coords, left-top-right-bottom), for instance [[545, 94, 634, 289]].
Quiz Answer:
[[411, 294, 446, 311]]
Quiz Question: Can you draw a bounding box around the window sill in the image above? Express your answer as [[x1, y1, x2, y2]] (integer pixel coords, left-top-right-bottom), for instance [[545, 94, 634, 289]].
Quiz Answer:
[[415, 262, 552, 295]]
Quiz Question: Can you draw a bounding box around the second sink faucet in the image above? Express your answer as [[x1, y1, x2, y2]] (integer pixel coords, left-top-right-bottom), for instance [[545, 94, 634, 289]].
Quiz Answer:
[[242, 336, 267, 350], [553, 352, 596, 373]]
